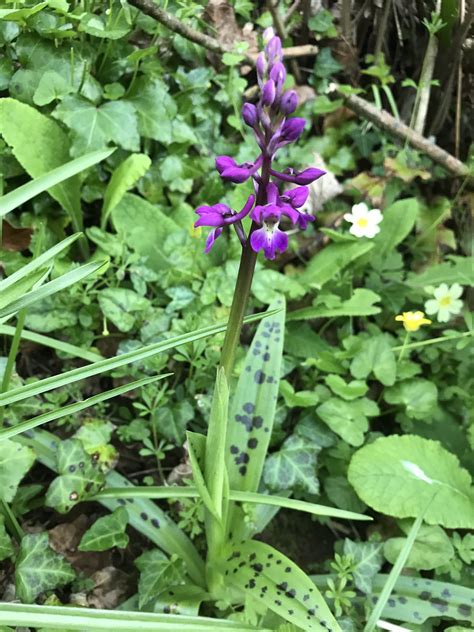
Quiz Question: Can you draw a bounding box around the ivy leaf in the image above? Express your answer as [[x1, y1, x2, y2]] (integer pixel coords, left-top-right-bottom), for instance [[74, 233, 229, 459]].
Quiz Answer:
[[384, 524, 454, 571], [0, 515, 14, 562], [223, 540, 341, 632], [263, 435, 319, 495], [45, 439, 106, 514], [54, 95, 140, 155], [126, 77, 177, 144], [343, 539, 383, 593], [78, 507, 129, 552], [33, 70, 74, 106], [98, 288, 150, 333], [316, 397, 378, 447], [15, 533, 75, 603], [384, 378, 438, 419], [159, 401, 194, 444], [0, 439, 35, 503], [135, 549, 186, 609], [348, 435, 474, 528], [350, 335, 396, 386]]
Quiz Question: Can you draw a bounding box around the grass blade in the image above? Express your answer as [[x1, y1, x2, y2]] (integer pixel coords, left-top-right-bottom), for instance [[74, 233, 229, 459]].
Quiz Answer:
[[0, 259, 108, 320], [0, 375, 170, 441], [0, 603, 265, 631], [0, 149, 115, 218], [93, 487, 371, 521], [0, 324, 103, 362], [0, 310, 281, 407]]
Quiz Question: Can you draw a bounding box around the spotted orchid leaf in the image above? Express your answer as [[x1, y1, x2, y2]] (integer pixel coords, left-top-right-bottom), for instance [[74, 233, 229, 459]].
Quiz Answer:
[[226, 298, 285, 496], [222, 540, 341, 632], [186, 430, 221, 521]]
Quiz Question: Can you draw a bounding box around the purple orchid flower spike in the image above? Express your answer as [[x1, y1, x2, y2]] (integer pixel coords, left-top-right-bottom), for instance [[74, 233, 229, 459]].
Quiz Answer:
[[194, 29, 326, 259]]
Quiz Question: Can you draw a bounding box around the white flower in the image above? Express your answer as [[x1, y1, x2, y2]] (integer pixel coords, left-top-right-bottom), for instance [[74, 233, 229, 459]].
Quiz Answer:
[[425, 283, 464, 322], [344, 202, 383, 238]]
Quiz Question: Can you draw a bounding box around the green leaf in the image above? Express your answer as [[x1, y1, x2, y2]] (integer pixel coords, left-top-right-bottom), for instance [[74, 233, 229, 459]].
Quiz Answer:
[[205, 368, 229, 517], [78, 11, 131, 39], [33, 70, 74, 106], [0, 150, 114, 218], [288, 289, 381, 320], [126, 77, 177, 144], [223, 540, 341, 632], [0, 3, 47, 21], [226, 299, 286, 496], [406, 255, 473, 287], [384, 378, 438, 419], [46, 439, 106, 513], [159, 401, 194, 444], [78, 507, 129, 552], [54, 96, 140, 155], [314, 47, 343, 78], [301, 241, 374, 288], [350, 335, 396, 386], [372, 198, 420, 262], [98, 287, 150, 333], [135, 549, 186, 609], [0, 98, 83, 231], [317, 397, 378, 447], [0, 439, 35, 502], [384, 524, 454, 570], [0, 515, 14, 562], [280, 380, 320, 408], [348, 435, 474, 528], [15, 533, 75, 603], [0, 602, 258, 631], [343, 539, 383, 593], [325, 375, 368, 400], [263, 435, 319, 494], [101, 153, 151, 228]]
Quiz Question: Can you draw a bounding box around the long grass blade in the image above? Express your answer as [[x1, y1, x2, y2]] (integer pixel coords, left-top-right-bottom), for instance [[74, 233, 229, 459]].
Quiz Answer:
[[0, 374, 170, 441], [0, 149, 115, 218], [93, 486, 371, 521], [0, 603, 265, 631], [0, 309, 281, 407], [0, 259, 108, 320]]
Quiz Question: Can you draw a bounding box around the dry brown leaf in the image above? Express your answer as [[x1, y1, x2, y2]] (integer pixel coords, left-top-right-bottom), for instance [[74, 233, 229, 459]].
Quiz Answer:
[[2, 220, 33, 251]]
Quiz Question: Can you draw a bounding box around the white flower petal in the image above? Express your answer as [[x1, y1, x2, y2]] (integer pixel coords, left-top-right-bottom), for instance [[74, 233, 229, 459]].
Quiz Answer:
[[449, 283, 463, 299], [424, 299, 439, 315], [351, 202, 369, 218], [436, 308, 451, 323], [349, 224, 366, 238], [343, 212, 354, 223], [433, 283, 449, 300], [450, 299, 463, 314], [367, 208, 383, 224]]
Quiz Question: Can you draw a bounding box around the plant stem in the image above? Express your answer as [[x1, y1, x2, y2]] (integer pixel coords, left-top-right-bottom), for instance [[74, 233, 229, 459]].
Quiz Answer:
[[219, 157, 272, 379], [0, 310, 26, 428], [374, 0, 392, 56], [397, 332, 410, 363]]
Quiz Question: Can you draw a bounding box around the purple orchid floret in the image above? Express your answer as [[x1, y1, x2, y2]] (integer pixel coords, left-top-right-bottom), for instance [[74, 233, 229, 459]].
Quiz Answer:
[[194, 28, 326, 259]]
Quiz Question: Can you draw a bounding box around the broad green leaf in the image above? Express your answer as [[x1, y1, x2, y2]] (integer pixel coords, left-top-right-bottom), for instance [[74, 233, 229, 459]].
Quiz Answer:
[[79, 507, 129, 551], [406, 256, 473, 287], [348, 435, 474, 528], [263, 435, 319, 494], [78, 11, 131, 39], [101, 153, 151, 228], [0, 439, 35, 502], [135, 549, 185, 609], [98, 287, 150, 332], [317, 397, 378, 446], [226, 299, 286, 495], [384, 378, 438, 419], [0, 150, 114, 218], [280, 380, 320, 408], [111, 193, 180, 272], [0, 310, 276, 407], [159, 401, 194, 444], [324, 375, 368, 400], [126, 77, 177, 144], [372, 197, 420, 260], [33, 70, 74, 105], [343, 539, 383, 593], [0, 3, 47, 21], [15, 533, 75, 603], [0, 602, 261, 631], [350, 335, 396, 386], [0, 98, 83, 232], [54, 96, 140, 155], [384, 524, 454, 570], [0, 515, 14, 561], [0, 259, 108, 320], [288, 289, 381, 320], [223, 540, 341, 632], [300, 241, 374, 288], [46, 439, 106, 513]]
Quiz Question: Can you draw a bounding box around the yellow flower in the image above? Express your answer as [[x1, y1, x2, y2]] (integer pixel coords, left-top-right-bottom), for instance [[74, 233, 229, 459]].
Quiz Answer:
[[395, 311, 432, 332]]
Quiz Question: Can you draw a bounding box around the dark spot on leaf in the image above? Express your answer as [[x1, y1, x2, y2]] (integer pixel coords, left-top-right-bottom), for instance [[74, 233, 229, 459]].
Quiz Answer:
[[245, 365, 251, 372], [151, 518, 160, 528], [69, 465, 76, 472], [266, 376, 274, 383], [249, 553, 256, 561], [275, 599, 282, 606], [285, 589, 296, 599], [248, 438, 258, 449], [419, 591, 431, 601], [243, 402, 255, 414], [414, 611, 421, 619], [239, 465, 247, 475], [431, 598, 449, 613], [253, 416, 263, 428], [235, 452, 249, 465], [69, 491, 78, 501], [288, 609, 294, 615], [303, 594, 310, 601], [398, 596, 407, 604], [163, 606, 170, 614], [388, 599, 396, 607], [118, 499, 126, 506], [254, 370, 266, 384], [277, 582, 288, 592], [458, 604, 471, 618], [140, 512, 148, 521], [441, 588, 451, 598], [248, 579, 256, 589], [308, 608, 315, 616], [251, 563, 263, 573], [230, 445, 239, 454], [263, 352, 270, 361], [285, 566, 291, 573]]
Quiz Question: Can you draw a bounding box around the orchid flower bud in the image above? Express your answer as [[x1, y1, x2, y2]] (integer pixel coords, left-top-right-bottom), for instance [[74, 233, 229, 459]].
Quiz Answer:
[[242, 103, 258, 127], [262, 80, 276, 106], [280, 90, 298, 115]]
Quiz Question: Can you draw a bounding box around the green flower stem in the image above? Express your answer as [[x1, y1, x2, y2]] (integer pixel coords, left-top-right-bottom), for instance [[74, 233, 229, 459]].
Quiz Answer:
[[219, 156, 272, 379], [392, 330, 471, 352], [397, 331, 410, 363]]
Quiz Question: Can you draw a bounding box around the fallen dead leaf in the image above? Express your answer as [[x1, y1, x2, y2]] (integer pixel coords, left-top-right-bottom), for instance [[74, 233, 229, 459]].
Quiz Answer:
[[2, 220, 33, 251]]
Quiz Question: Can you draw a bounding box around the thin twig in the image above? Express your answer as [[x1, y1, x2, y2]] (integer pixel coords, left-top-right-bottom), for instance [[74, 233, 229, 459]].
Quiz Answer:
[[283, 0, 302, 25], [127, 0, 317, 65], [374, 0, 392, 56], [267, 0, 302, 82], [329, 85, 469, 177]]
